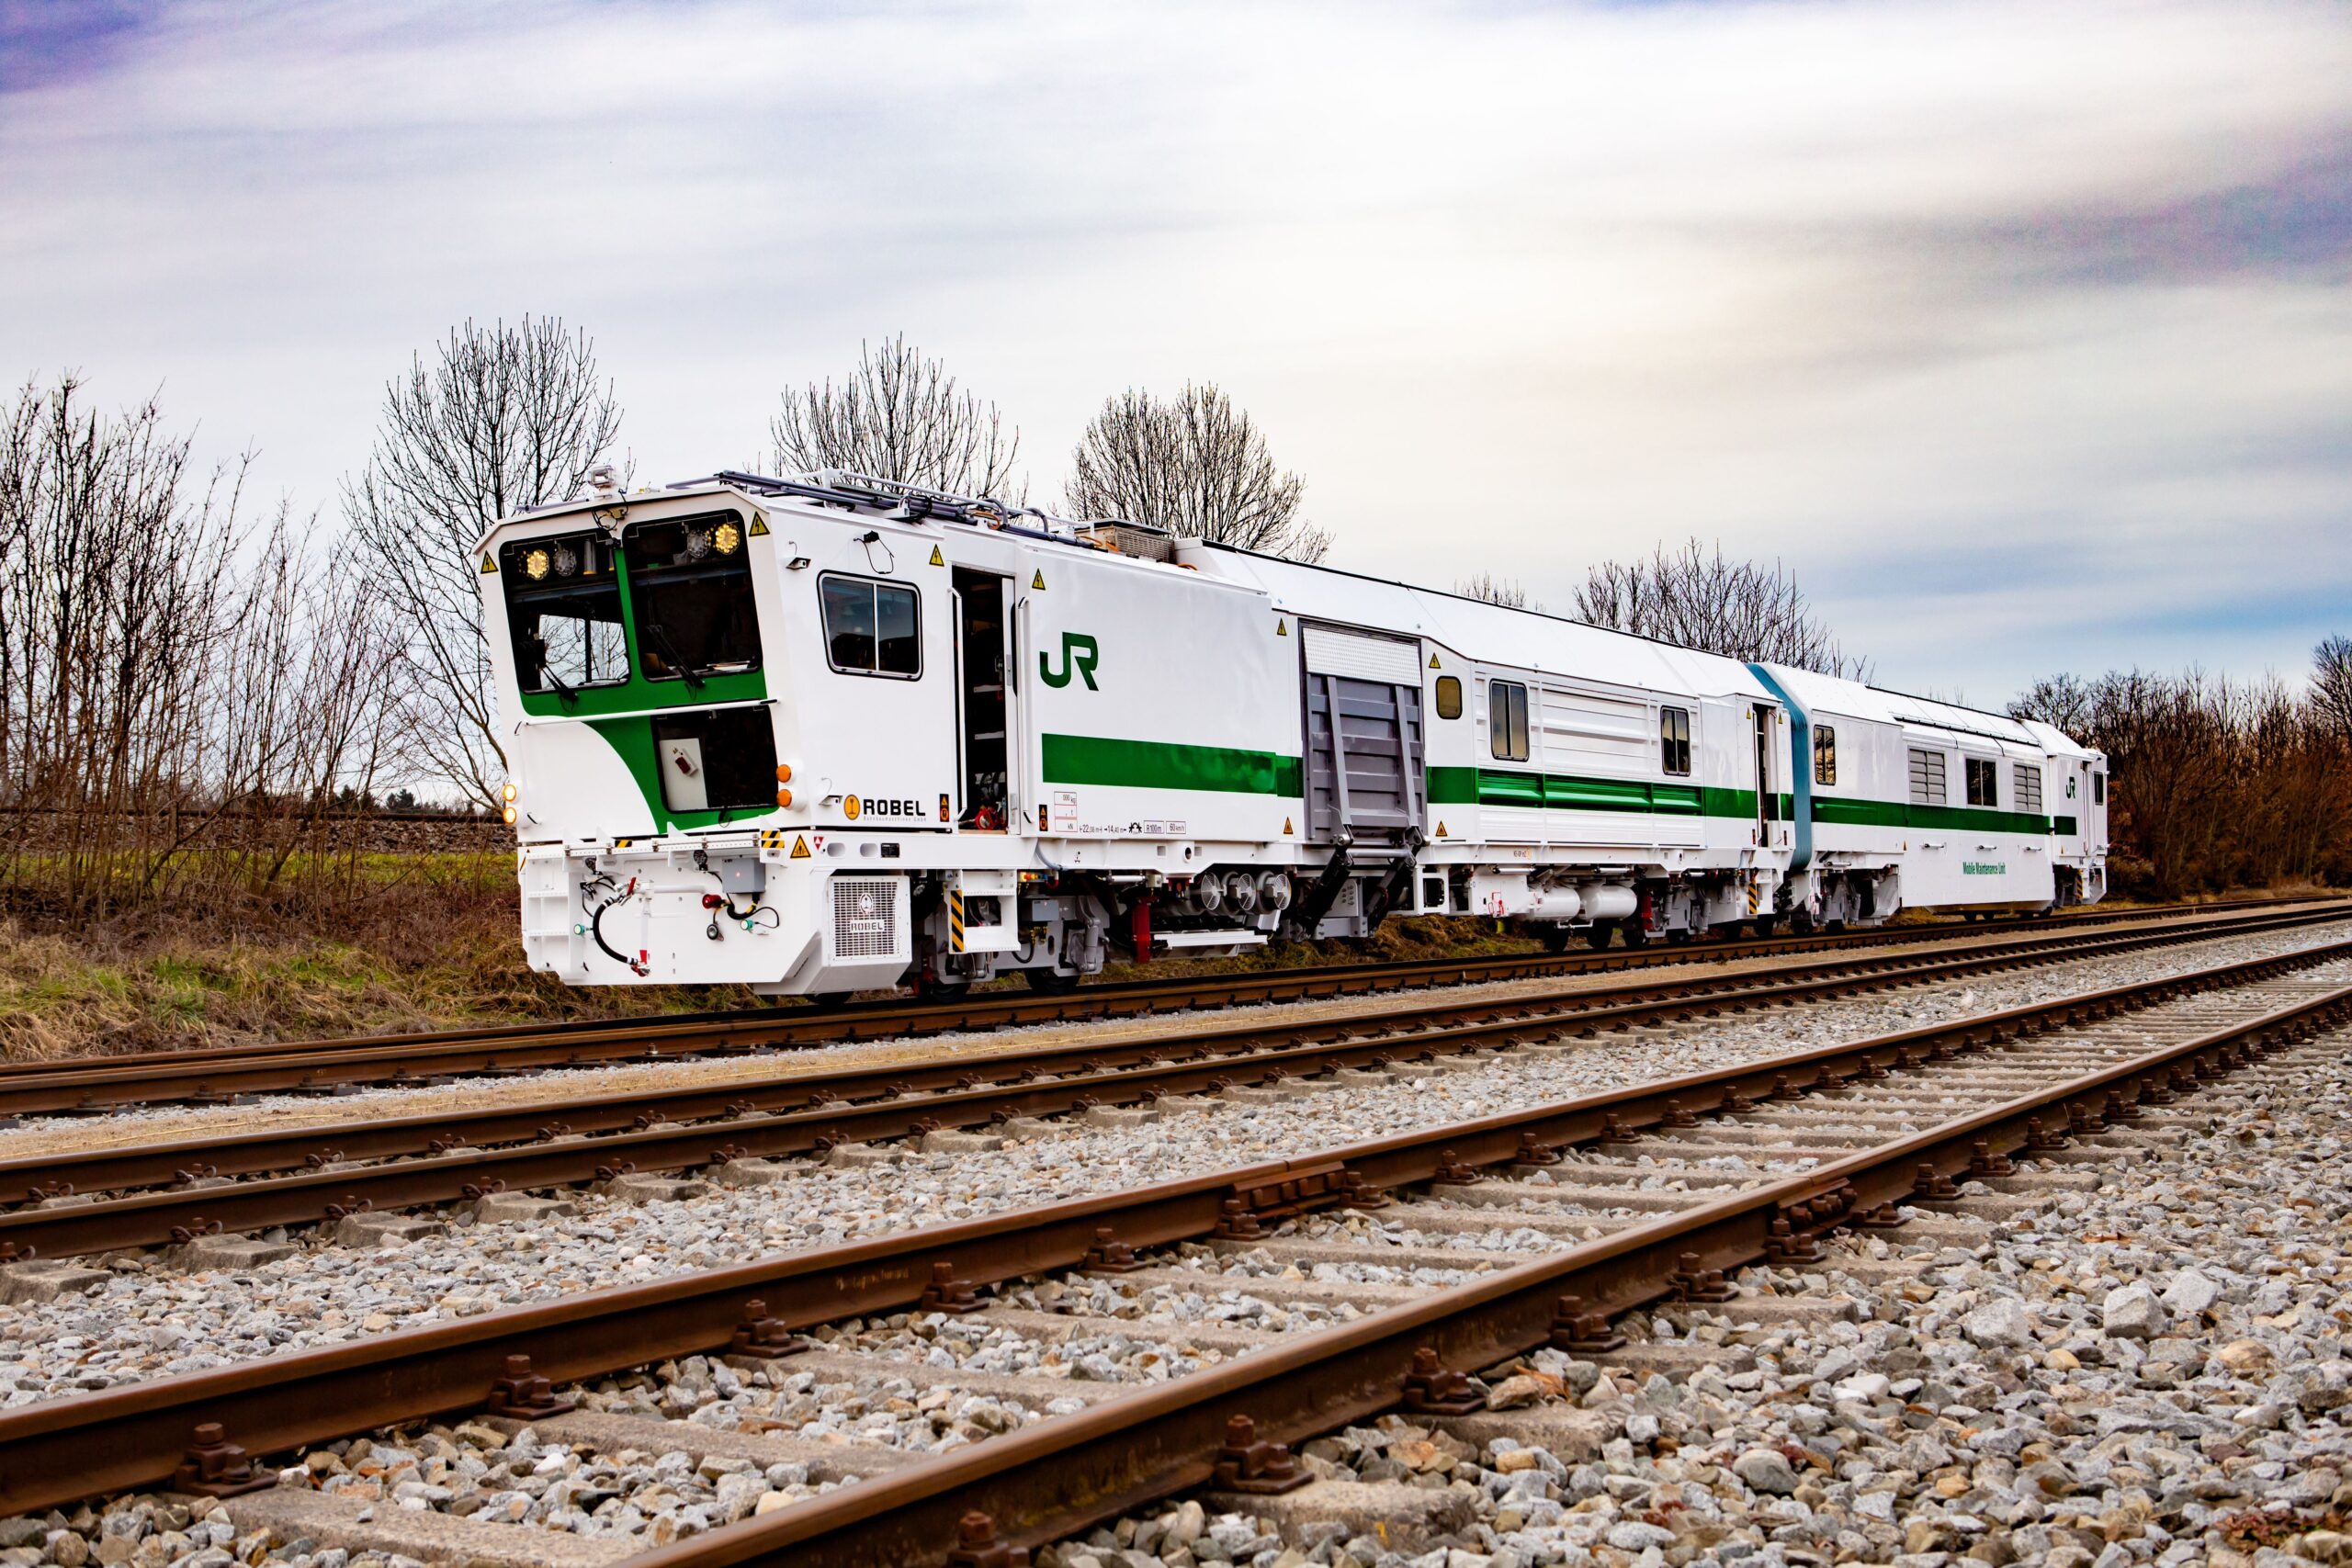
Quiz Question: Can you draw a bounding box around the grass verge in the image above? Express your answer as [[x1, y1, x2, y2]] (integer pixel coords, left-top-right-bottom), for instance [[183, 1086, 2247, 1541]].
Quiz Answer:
[[0, 862, 2322, 1062]]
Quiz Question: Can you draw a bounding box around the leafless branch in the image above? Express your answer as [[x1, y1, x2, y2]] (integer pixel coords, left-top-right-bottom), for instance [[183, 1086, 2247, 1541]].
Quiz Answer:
[[0, 376, 403, 916], [1456, 573, 1540, 611], [2010, 663, 2352, 896], [2312, 634, 2352, 739], [342, 316, 625, 807], [1572, 538, 1868, 679], [769, 335, 1023, 502], [1062, 383, 1326, 562]]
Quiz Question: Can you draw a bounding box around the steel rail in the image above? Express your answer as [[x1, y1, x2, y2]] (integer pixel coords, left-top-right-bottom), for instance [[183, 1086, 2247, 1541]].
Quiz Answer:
[[0, 901, 2335, 1127], [0, 909, 2338, 1258], [0, 934, 2335, 1517], [641, 976, 2352, 1568], [3, 897, 2324, 1104]]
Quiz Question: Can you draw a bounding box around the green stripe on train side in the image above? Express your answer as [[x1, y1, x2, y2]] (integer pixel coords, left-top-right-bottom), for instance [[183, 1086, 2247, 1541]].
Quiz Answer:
[[1429, 766, 1754, 819], [1811, 795, 2052, 835], [1042, 734, 1305, 796], [1431, 766, 2054, 834]]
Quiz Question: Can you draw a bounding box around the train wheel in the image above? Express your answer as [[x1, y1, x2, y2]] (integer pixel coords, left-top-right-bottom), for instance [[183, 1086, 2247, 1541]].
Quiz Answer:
[[1539, 925, 1574, 954], [1666, 928, 1693, 945], [919, 975, 971, 1002], [1585, 925, 1614, 950], [1620, 919, 1649, 949], [1023, 968, 1080, 995], [804, 991, 854, 1010], [1753, 915, 1781, 939]]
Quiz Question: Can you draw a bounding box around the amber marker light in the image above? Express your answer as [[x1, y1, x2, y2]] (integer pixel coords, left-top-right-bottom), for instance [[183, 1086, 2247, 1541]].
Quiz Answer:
[[775, 762, 793, 783], [775, 787, 794, 808]]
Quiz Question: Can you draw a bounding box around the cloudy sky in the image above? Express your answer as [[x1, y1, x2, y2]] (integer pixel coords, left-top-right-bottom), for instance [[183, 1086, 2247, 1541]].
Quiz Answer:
[[5, 0, 2347, 701]]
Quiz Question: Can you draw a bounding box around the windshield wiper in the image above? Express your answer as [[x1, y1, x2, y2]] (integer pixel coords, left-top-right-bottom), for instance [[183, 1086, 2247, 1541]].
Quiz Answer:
[[538, 662, 581, 707], [646, 622, 707, 689]]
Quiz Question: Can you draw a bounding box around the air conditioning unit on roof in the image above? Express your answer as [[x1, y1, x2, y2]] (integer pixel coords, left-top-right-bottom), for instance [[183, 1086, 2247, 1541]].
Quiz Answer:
[[1087, 519, 1178, 562]]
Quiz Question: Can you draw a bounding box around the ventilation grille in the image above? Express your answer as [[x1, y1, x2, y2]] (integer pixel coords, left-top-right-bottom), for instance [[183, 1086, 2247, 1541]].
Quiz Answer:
[[2013, 762, 2044, 814], [831, 877, 900, 959], [1302, 624, 1421, 683], [1907, 748, 1948, 807]]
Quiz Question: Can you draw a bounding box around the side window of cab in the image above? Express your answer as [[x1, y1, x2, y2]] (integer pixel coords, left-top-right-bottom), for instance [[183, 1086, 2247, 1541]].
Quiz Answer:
[[820, 574, 922, 677]]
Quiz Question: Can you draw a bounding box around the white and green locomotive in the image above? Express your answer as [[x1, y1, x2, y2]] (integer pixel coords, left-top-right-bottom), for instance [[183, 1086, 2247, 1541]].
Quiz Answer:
[[480, 470, 2107, 998]]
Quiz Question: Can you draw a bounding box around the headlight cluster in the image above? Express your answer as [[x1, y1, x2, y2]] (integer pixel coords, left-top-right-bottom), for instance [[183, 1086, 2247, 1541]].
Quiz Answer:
[[518, 537, 593, 581], [684, 521, 744, 562], [502, 781, 519, 825]]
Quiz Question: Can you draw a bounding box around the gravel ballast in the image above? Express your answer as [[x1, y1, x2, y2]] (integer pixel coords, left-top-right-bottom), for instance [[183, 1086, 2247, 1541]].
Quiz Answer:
[[0, 931, 2344, 1565], [92, 1020, 2342, 1568], [1034, 1031, 2352, 1568], [0, 925, 2344, 1413]]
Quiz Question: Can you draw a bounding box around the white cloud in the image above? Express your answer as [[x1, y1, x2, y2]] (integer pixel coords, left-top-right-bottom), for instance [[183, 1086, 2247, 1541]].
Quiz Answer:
[[3, 0, 2347, 696]]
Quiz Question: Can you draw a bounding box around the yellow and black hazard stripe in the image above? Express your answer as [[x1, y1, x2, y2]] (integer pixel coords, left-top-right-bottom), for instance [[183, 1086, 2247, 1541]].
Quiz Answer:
[[949, 889, 967, 953]]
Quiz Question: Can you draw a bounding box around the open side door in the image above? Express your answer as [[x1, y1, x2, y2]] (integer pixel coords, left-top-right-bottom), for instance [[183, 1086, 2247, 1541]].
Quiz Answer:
[[1300, 624, 1426, 850]]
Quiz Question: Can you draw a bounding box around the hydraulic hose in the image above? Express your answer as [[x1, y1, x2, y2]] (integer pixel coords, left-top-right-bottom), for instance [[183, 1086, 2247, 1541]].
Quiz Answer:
[[588, 879, 648, 976]]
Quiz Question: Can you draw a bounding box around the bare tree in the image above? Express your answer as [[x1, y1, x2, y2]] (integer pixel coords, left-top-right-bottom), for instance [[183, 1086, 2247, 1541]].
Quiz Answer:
[[2009, 664, 2352, 895], [770, 335, 1022, 501], [2007, 672, 2096, 738], [2313, 634, 2352, 739], [0, 376, 401, 916], [344, 317, 624, 807], [1064, 383, 1327, 561], [0, 375, 238, 907], [1573, 538, 1866, 678], [1457, 573, 1539, 611]]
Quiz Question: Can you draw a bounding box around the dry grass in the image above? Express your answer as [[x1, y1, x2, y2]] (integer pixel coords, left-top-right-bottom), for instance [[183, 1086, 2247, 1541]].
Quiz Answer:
[[0, 854, 762, 1061], [0, 860, 1542, 1062], [4, 860, 2322, 1064]]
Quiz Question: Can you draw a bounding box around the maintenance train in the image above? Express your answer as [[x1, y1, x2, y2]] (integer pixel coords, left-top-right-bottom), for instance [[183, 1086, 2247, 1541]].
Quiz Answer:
[[479, 470, 2108, 999]]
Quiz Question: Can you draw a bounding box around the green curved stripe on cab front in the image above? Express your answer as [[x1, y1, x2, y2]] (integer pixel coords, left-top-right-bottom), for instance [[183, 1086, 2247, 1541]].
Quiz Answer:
[[1042, 734, 1305, 796], [582, 714, 783, 836]]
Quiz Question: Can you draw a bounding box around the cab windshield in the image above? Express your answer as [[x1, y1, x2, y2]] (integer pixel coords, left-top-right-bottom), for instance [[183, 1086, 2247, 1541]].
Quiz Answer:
[[625, 513, 760, 683], [502, 531, 628, 696]]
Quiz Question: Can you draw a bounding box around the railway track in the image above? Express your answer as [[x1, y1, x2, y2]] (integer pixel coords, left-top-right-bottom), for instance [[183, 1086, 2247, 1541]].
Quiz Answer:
[[5, 895, 2329, 1115], [0, 925, 2344, 1567], [0, 903, 2340, 1262]]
